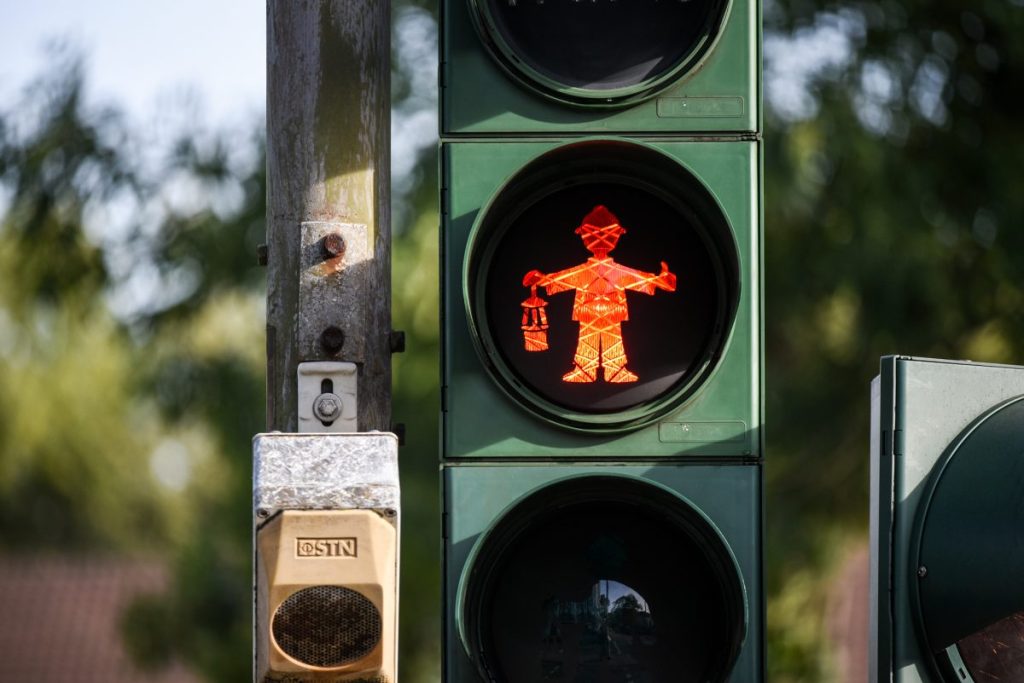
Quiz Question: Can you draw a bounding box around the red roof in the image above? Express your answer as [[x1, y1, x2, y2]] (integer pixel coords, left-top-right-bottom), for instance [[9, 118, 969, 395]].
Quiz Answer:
[[827, 543, 869, 683], [0, 555, 200, 682]]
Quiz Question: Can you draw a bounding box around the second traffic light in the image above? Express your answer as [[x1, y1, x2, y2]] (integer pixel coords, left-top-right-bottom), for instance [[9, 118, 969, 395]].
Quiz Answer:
[[871, 357, 1024, 683]]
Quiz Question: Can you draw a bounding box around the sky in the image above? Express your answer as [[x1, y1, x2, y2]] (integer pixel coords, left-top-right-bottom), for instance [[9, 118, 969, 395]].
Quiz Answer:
[[0, 0, 266, 130]]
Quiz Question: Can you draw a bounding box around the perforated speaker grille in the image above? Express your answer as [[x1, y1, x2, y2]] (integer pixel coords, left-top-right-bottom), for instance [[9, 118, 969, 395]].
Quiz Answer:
[[272, 585, 382, 668]]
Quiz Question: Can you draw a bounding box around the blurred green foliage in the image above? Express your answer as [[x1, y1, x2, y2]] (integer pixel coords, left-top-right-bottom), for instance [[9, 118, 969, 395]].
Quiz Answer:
[[3, 0, 1024, 680], [763, 0, 1024, 677], [0, 49, 263, 680]]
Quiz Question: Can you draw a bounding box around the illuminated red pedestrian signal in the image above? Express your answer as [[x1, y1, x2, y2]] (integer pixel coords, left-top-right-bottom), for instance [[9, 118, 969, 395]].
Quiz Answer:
[[463, 141, 741, 425], [520, 205, 677, 385]]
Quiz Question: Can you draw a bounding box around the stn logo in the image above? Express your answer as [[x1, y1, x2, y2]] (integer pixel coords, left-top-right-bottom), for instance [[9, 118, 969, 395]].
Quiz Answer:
[[296, 537, 357, 558]]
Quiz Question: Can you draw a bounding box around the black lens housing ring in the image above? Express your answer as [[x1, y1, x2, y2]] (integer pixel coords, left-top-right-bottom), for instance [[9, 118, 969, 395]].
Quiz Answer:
[[466, 0, 733, 108], [458, 474, 748, 682], [464, 139, 741, 433]]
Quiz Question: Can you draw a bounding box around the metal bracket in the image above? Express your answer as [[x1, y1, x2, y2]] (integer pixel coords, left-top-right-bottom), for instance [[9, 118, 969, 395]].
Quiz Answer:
[[298, 221, 370, 362], [297, 361, 357, 432]]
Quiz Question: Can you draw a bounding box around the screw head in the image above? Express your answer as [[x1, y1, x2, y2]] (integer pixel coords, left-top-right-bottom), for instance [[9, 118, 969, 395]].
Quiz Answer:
[[314, 393, 343, 422], [320, 326, 345, 354], [322, 233, 346, 258]]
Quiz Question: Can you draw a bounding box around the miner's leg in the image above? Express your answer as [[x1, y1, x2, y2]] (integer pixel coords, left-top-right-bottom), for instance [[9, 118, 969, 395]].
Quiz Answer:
[[601, 325, 638, 383], [563, 325, 599, 383]]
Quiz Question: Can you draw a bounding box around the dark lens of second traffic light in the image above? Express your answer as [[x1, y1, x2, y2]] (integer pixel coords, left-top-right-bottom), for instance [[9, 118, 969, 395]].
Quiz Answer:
[[913, 396, 1024, 682]]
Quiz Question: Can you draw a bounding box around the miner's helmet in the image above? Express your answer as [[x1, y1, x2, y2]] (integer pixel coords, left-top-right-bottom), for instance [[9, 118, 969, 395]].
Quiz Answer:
[[576, 205, 627, 235], [576, 205, 626, 254]]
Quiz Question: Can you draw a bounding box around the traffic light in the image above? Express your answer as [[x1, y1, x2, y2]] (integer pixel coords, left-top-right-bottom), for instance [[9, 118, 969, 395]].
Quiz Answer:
[[870, 356, 1024, 683], [441, 1, 763, 680]]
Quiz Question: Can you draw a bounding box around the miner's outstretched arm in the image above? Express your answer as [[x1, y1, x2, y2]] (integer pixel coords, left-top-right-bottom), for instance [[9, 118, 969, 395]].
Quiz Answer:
[[620, 261, 677, 293], [654, 261, 677, 291], [523, 264, 586, 294]]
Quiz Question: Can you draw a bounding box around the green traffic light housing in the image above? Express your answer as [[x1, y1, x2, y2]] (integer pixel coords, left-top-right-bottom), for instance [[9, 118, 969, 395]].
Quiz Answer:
[[465, 0, 732, 107], [464, 140, 741, 432], [441, 0, 764, 678], [443, 137, 760, 456], [444, 465, 762, 682], [871, 356, 1024, 683], [442, 0, 760, 133]]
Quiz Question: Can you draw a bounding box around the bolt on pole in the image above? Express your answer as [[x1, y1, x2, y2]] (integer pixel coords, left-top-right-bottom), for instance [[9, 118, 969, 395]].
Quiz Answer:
[[256, 2, 397, 681]]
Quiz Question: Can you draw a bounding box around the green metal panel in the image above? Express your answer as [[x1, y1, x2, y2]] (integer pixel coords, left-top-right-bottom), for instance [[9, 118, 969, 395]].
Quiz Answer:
[[442, 138, 761, 458], [441, 0, 761, 135], [870, 361, 896, 681], [443, 462, 764, 681], [870, 356, 1024, 683]]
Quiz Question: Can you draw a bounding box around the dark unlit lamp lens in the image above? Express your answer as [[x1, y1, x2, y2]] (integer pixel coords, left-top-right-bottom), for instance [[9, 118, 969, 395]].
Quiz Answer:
[[487, 0, 723, 91], [464, 478, 745, 682], [912, 397, 1024, 682]]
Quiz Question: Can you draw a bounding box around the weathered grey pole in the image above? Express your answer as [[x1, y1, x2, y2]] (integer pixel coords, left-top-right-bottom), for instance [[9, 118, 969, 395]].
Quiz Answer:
[[258, 3, 398, 681], [266, 0, 391, 432]]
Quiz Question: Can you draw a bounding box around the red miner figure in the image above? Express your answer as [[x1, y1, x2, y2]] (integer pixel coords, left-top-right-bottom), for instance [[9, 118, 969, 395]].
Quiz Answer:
[[522, 205, 677, 383]]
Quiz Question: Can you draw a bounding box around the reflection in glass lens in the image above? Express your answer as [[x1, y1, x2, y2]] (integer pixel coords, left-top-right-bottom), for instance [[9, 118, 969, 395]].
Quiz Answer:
[[956, 611, 1024, 682], [539, 580, 655, 681]]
